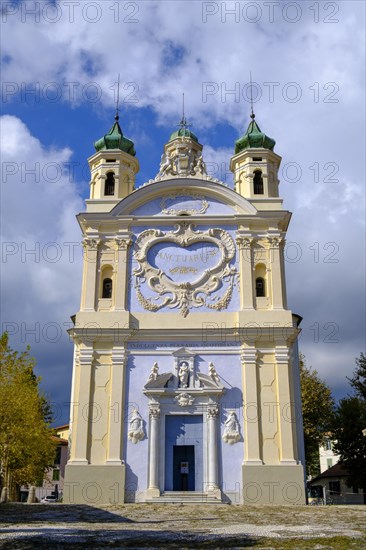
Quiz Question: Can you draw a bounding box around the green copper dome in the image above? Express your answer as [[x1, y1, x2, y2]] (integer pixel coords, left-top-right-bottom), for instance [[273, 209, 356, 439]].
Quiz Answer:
[[169, 126, 198, 143], [94, 115, 136, 156], [169, 114, 199, 143], [235, 115, 275, 154]]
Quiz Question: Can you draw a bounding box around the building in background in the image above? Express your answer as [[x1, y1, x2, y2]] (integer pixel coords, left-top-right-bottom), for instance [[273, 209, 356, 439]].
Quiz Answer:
[[319, 435, 340, 473], [64, 109, 306, 505], [37, 425, 69, 502], [20, 425, 69, 502], [308, 463, 364, 505]]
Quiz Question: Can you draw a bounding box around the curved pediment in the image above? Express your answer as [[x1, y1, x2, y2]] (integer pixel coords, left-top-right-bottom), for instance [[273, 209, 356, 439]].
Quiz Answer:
[[110, 178, 257, 217]]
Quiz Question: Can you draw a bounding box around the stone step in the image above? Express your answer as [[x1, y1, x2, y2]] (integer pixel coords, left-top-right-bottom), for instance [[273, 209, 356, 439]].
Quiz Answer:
[[149, 491, 225, 504]]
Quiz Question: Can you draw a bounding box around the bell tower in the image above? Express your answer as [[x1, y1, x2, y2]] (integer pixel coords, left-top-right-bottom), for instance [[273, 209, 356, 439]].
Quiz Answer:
[[230, 113, 282, 210], [86, 112, 139, 213]]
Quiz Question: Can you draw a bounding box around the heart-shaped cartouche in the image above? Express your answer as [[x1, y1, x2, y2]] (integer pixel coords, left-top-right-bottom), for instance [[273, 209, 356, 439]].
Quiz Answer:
[[147, 241, 220, 284]]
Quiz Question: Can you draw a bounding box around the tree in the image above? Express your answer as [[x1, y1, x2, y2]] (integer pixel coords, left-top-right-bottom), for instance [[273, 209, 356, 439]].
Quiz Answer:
[[347, 352, 366, 400], [299, 354, 335, 477], [332, 353, 366, 503], [0, 333, 56, 501]]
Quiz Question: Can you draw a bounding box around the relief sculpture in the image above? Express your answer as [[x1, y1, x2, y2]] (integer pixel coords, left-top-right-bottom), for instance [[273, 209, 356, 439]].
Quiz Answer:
[[133, 223, 237, 317]]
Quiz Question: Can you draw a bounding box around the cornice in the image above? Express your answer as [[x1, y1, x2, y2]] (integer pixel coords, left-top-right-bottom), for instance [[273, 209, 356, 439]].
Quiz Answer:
[[68, 325, 300, 343]]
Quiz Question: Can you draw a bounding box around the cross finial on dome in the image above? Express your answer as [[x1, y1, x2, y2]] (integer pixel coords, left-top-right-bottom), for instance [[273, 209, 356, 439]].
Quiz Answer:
[[249, 71, 255, 120], [115, 73, 120, 122], [177, 92, 192, 131]]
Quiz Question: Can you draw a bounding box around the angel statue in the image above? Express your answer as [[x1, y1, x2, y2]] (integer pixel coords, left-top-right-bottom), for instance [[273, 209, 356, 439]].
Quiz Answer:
[[208, 362, 220, 385], [128, 409, 145, 444], [222, 411, 241, 444], [148, 362, 159, 382], [158, 152, 174, 178], [194, 151, 207, 175]]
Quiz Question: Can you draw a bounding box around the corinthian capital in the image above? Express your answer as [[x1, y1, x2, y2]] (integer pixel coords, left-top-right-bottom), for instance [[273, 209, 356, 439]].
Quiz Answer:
[[207, 405, 219, 419], [149, 405, 160, 419], [236, 236, 254, 250], [268, 236, 283, 249], [82, 238, 100, 250], [115, 238, 132, 251]]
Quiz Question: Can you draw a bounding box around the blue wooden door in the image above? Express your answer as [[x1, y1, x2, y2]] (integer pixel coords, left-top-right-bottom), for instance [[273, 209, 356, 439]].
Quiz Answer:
[[165, 415, 203, 491], [173, 445, 195, 490]]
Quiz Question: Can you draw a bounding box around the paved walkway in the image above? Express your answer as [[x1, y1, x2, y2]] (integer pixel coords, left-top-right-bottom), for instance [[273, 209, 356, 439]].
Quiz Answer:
[[0, 503, 365, 548]]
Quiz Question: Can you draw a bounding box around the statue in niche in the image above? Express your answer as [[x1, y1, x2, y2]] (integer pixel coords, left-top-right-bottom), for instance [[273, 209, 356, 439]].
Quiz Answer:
[[148, 362, 159, 382], [208, 362, 220, 385], [178, 361, 190, 388], [128, 409, 145, 444], [222, 411, 241, 445]]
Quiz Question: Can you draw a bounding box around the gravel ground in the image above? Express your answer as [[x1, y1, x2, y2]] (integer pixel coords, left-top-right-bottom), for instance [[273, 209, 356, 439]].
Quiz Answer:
[[0, 503, 365, 549]]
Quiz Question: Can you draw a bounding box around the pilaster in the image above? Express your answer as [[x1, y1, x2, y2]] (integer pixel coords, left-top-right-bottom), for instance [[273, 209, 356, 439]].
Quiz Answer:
[[236, 236, 255, 309], [241, 346, 262, 465], [70, 344, 93, 464], [106, 346, 126, 464], [114, 238, 132, 311], [275, 346, 297, 464], [81, 238, 100, 311], [269, 236, 285, 309]]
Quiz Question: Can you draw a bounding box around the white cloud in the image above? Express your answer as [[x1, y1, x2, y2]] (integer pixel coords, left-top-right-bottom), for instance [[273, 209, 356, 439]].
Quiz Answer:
[[202, 145, 234, 186], [0, 115, 83, 410]]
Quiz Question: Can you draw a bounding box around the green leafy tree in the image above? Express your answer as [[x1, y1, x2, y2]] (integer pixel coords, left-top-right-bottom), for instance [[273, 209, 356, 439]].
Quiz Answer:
[[0, 333, 56, 501], [332, 353, 366, 503], [347, 352, 366, 400], [299, 354, 335, 477]]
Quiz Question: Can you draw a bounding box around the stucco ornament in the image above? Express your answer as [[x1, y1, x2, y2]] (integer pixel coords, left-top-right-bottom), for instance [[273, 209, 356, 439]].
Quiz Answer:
[[160, 190, 209, 216], [155, 140, 207, 180], [222, 411, 241, 445], [133, 223, 237, 317], [175, 393, 195, 407], [128, 409, 145, 444]]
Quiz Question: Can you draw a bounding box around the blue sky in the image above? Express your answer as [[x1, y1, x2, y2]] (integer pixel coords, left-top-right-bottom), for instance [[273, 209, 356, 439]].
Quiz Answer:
[[1, 0, 365, 424]]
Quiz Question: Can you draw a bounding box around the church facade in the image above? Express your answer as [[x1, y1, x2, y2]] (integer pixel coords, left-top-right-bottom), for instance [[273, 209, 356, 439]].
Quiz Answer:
[[64, 111, 306, 505]]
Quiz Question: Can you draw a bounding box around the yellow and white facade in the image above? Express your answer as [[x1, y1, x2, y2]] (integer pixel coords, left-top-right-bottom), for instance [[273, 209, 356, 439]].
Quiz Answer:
[[64, 113, 306, 505]]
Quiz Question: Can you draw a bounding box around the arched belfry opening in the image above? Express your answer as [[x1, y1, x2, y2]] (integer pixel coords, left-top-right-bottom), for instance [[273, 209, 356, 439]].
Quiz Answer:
[[253, 170, 264, 194], [102, 277, 112, 299], [104, 172, 115, 196], [255, 276, 265, 297]]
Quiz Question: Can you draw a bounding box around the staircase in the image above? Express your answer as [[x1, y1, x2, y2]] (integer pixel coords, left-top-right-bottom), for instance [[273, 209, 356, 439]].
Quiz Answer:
[[148, 491, 225, 504]]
